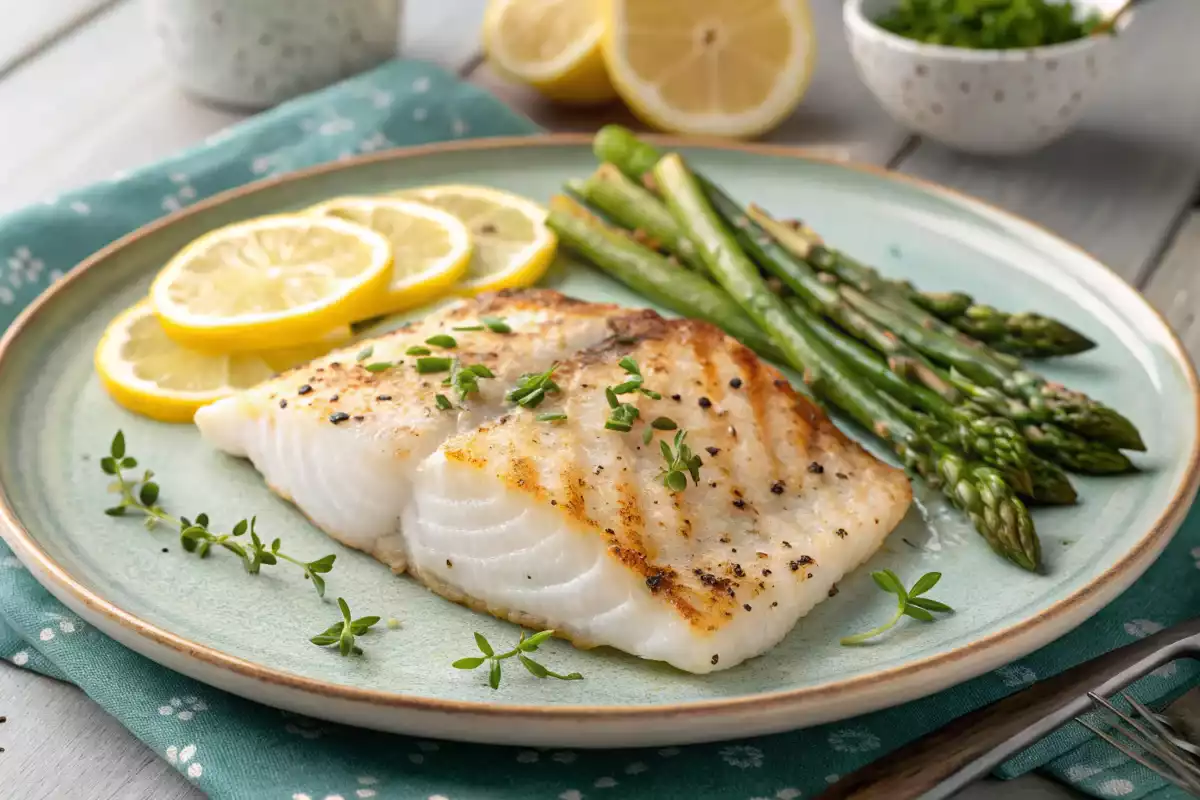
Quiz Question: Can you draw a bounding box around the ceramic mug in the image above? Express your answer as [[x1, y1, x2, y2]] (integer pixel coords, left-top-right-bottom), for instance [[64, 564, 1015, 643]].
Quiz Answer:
[[143, 0, 404, 109]]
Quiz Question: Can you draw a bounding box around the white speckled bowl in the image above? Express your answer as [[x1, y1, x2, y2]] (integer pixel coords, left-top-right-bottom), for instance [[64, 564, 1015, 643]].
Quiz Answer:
[[844, 0, 1130, 155], [143, 0, 403, 110]]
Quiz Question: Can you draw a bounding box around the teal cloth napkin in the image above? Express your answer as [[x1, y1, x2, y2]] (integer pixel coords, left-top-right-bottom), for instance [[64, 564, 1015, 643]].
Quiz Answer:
[[0, 59, 1196, 800]]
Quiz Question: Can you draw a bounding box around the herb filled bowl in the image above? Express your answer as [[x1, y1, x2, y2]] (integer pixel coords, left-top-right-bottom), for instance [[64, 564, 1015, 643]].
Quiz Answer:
[[843, 0, 1132, 155]]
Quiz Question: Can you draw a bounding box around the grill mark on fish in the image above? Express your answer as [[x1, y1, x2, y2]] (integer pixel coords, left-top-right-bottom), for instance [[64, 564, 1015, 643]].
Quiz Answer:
[[733, 344, 781, 479], [689, 332, 751, 512], [505, 454, 545, 501], [672, 490, 691, 540], [562, 463, 591, 527], [615, 480, 649, 563]]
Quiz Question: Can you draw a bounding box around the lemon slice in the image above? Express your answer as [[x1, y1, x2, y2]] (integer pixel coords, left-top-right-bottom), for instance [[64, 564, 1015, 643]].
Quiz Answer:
[[150, 214, 392, 351], [602, 0, 817, 138], [483, 0, 616, 105], [95, 302, 346, 423], [307, 196, 473, 316], [393, 185, 557, 296]]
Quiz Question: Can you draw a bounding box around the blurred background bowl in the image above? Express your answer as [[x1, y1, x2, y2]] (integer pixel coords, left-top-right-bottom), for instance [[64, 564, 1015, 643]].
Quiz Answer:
[[843, 0, 1131, 155]]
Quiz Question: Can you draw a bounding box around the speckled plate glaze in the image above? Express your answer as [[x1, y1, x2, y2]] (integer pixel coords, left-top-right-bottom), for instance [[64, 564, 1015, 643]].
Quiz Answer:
[[2, 136, 1197, 748]]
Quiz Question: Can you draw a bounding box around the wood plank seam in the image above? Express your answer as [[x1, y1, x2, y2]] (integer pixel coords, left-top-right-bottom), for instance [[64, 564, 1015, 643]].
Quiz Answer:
[[458, 51, 486, 79], [1135, 185, 1200, 291], [0, 0, 126, 81]]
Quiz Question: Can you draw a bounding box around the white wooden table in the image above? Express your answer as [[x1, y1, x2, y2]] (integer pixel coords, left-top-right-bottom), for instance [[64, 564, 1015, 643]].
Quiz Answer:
[[1, 1, 1198, 798]]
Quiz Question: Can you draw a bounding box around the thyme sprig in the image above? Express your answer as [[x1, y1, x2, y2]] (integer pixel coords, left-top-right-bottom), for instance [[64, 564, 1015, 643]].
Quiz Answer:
[[310, 597, 381, 656], [100, 431, 337, 597], [840, 570, 953, 645], [612, 356, 661, 400], [604, 386, 641, 432], [656, 430, 703, 491], [452, 630, 583, 690]]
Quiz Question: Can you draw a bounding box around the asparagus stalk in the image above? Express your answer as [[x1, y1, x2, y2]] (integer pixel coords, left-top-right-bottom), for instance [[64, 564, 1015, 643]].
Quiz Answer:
[[749, 209, 1144, 451], [1021, 422, 1136, 475], [914, 291, 974, 318], [840, 280, 1144, 451], [1026, 453, 1080, 506], [698, 183, 1039, 494], [571, 165, 709, 273], [798, 309, 1039, 496], [926, 300, 1097, 358], [764, 210, 1096, 358], [653, 152, 1040, 571], [544, 195, 785, 362], [594, 125, 662, 185], [946, 368, 1144, 459]]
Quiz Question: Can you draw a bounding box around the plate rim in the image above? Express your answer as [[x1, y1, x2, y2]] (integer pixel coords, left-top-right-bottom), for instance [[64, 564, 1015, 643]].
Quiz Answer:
[[2, 133, 1198, 723]]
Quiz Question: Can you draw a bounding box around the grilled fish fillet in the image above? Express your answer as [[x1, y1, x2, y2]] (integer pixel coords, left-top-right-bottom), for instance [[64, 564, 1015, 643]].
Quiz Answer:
[[197, 290, 912, 673], [196, 290, 649, 566]]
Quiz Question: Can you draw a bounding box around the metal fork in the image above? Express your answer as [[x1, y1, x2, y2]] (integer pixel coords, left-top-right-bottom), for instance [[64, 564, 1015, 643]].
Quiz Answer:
[[1080, 690, 1200, 794], [819, 617, 1200, 799]]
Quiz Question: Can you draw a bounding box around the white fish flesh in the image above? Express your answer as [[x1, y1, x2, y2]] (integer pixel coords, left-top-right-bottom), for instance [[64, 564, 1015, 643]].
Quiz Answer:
[[196, 290, 912, 673]]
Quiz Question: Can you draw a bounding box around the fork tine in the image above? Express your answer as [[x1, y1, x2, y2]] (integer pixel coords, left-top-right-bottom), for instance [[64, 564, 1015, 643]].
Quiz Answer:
[[1150, 713, 1200, 758], [1078, 718, 1200, 794], [1089, 692, 1162, 747], [1120, 693, 1200, 780]]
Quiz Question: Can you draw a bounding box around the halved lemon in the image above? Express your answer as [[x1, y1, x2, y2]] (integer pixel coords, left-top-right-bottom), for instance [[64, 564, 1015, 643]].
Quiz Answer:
[[307, 196, 472, 316], [602, 0, 817, 138], [393, 185, 557, 295], [483, 0, 616, 105], [150, 214, 392, 351], [95, 302, 347, 422]]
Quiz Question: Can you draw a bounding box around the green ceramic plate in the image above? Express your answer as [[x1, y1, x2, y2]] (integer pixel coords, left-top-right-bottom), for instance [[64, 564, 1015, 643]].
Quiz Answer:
[[2, 137, 1197, 748]]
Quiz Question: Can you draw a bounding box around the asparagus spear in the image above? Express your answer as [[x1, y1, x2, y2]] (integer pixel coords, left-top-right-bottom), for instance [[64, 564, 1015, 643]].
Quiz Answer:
[[729, 206, 1123, 472], [697, 183, 1038, 493], [927, 301, 1096, 358], [544, 195, 785, 362], [1026, 453, 1080, 506], [594, 125, 662, 185], [763, 210, 1096, 358], [653, 152, 1040, 571], [571, 165, 709, 273], [1021, 422, 1136, 475], [945, 368, 1144, 459], [914, 291, 974, 318], [836, 279, 1144, 451], [747, 210, 1144, 451]]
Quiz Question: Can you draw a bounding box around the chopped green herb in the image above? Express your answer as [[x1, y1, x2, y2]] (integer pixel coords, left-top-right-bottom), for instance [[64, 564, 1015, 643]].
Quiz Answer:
[[650, 417, 678, 430], [406, 345, 432, 356], [612, 356, 662, 399], [537, 412, 568, 423], [642, 427, 654, 445], [467, 363, 495, 378], [452, 325, 486, 331], [356, 346, 374, 362], [442, 358, 493, 402], [506, 363, 561, 409], [840, 571, 953, 645], [99, 431, 335, 596], [604, 386, 641, 432], [310, 597, 381, 657], [657, 430, 703, 492], [425, 334, 457, 349], [874, 0, 1104, 49], [435, 394, 453, 411], [416, 356, 453, 374], [452, 629, 582, 690], [483, 316, 512, 334], [365, 362, 394, 373]]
